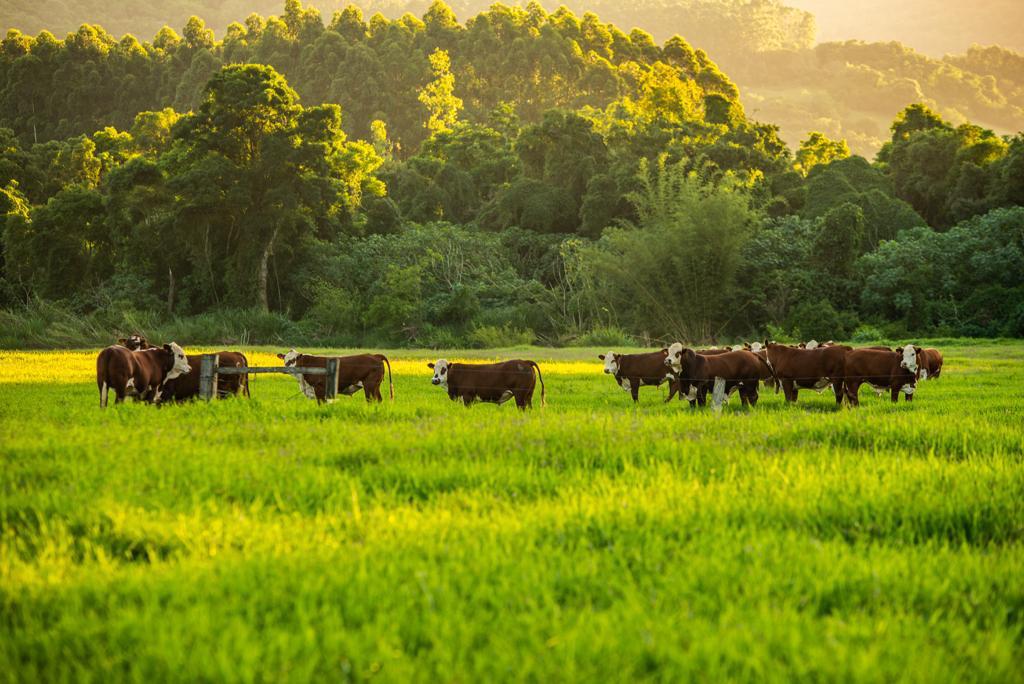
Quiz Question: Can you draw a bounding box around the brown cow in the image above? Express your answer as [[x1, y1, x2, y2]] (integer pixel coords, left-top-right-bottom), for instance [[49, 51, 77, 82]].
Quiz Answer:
[[277, 350, 394, 403], [921, 348, 944, 379], [665, 344, 774, 411], [599, 349, 684, 403], [162, 352, 251, 401], [844, 345, 922, 406], [762, 343, 851, 405], [428, 359, 544, 410], [96, 342, 191, 407]]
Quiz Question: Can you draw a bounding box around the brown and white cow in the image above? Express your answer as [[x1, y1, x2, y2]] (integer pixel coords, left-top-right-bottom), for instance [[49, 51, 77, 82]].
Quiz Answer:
[[277, 350, 394, 403], [428, 359, 544, 410], [843, 345, 922, 405], [921, 348, 944, 379], [96, 342, 191, 407], [665, 344, 774, 411], [598, 349, 685, 403], [118, 334, 151, 351], [162, 351, 251, 401], [762, 343, 851, 405]]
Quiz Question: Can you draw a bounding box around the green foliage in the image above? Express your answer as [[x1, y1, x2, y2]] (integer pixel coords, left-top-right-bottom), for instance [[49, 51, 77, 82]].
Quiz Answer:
[[794, 131, 850, 176], [466, 322, 534, 348], [594, 157, 757, 341], [418, 48, 462, 135], [786, 298, 858, 341]]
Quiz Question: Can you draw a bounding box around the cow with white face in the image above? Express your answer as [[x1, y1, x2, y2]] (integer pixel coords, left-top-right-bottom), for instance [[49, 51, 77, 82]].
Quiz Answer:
[[428, 358, 545, 410], [843, 345, 921, 405], [599, 348, 687, 403], [96, 341, 191, 407], [430, 359, 451, 388], [898, 344, 920, 375], [278, 349, 394, 403]]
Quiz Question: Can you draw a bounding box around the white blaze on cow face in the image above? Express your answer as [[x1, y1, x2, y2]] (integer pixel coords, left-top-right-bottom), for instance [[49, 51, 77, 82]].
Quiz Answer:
[[748, 341, 764, 353], [279, 349, 301, 367], [804, 340, 819, 350], [429, 359, 450, 387], [665, 343, 684, 373], [899, 344, 918, 374], [165, 342, 190, 380], [600, 352, 620, 375]]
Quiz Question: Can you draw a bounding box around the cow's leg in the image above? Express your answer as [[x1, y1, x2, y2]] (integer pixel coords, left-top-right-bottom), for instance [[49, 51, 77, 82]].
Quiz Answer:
[[845, 381, 860, 407], [832, 379, 844, 406], [514, 390, 531, 410], [697, 384, 708, 407], [891, 386, 900, 403], [462, 393, 475, 407], [782, 379, 796, 402], [665, 379, 679, 403], [745, 384, 759, 408], [630, 381, 640, 403]]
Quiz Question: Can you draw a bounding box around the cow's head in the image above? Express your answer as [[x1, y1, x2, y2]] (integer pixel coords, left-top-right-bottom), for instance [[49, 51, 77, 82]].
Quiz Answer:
[[118, 334, 150, 351], [665, 342, 693, 374], [747, 341, 764, 353], [428, 359, 449, 387], [276, 349, 301, 367], [598, 352, 621, 375], [801, 340, 819, 350], [163, 342, 190, 379], [899, 344, 920, 374]]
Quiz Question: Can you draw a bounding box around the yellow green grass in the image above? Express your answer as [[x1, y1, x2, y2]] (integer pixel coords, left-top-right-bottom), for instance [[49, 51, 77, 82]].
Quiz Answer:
[[1, 343, 1023, 682]]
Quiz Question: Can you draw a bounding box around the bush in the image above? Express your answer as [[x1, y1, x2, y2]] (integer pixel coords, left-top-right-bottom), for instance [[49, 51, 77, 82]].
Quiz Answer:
[[576, 325, 634, 347], [850, 324, 885, 343], [467, 324, 535, 348], [786, 299, 858, 341]]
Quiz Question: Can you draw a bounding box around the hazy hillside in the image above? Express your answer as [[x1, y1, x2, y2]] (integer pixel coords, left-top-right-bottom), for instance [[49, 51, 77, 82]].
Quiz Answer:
[[787, 0, 1024, 55], [2, 0, 1022, 156]]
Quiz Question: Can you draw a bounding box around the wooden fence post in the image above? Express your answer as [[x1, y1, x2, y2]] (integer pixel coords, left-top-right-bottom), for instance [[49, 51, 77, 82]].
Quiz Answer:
[[199, 353, 218, 401], [324, 358, 339, 401]]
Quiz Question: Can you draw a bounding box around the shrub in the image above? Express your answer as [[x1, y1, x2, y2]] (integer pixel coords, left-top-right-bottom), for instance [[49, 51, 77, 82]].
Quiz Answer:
[[576, 325, 634, 347], [851, 324, 885, 343], [467, 324, 535, 348], [786, 299, 858, 341]]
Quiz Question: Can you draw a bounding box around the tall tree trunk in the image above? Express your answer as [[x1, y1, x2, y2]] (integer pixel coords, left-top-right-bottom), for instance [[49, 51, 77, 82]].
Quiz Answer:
[[258, 226, 280, 313], [167, 267, 175, 314]]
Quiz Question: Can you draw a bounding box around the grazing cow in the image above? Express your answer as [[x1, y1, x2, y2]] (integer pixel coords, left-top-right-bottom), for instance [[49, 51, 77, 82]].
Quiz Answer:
[[96, 342, 191, 407], [598, 349, 683, 403], [762, 343, 851, 405], [844, 345, 922, 405], [428, 359, 544, 409], [161, 352, 251, 401], [921, 348, 944, 379], [665, 344, 774, 411], [277, 350, 394, 403]]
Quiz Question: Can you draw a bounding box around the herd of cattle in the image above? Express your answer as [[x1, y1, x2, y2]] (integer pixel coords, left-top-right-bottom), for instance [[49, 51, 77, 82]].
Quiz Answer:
[[95, 335, 943, 411]]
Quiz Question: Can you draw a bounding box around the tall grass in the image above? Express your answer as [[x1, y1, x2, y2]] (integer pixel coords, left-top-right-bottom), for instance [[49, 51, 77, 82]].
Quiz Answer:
[[1, 343, 1022, 682]]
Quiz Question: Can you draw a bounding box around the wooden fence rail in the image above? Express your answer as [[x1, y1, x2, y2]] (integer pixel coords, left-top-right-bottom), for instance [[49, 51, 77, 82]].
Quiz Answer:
[[198, 354, 339, 401]]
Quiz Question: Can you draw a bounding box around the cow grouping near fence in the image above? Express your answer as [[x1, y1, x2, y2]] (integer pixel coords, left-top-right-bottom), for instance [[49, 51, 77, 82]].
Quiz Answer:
[[96, 335, 943, 412]]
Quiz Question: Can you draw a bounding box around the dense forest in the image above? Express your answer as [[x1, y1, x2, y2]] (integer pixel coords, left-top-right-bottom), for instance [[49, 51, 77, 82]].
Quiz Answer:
[[1, 1, 1022, 347], [4, 0, 1023, 157]]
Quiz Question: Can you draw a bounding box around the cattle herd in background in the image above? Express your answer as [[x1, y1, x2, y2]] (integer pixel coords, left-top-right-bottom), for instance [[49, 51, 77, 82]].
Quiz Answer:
[[95, 335, 943, 412]]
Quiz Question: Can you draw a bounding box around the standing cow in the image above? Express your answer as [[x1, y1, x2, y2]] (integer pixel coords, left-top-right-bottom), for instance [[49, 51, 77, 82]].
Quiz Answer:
[[277, 350, 393, 403], [665, 344, 774, 411], [921, 348, 944, 379], [96, 342, 191, 407], [844, 345, 922, 405], [598, 349, 686, 403], [428, 359, 545, 410], [162, 352, 251, 401], [762, 343, 850, 405]]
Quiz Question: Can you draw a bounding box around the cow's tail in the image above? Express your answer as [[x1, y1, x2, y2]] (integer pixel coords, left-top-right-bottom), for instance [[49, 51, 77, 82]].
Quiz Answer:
[[97, 350, 109, 408], [379, 354, 394, 400], [529, 361, 546, 407]]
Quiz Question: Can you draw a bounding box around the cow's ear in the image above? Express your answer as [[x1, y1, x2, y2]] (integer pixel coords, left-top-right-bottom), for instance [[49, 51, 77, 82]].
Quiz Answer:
[[659, 348, 668, 356], [117, 338, 128, 345], [597, 354, 605, 360], [163, 343, 172, 352], [427, 362, 435, 369], [915, 346, 923, 354], [276, 353, 286, 360]]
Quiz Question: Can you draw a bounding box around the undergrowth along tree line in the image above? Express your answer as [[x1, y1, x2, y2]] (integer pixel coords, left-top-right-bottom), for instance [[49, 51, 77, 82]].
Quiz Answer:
[[1, 1, 1023, 348]]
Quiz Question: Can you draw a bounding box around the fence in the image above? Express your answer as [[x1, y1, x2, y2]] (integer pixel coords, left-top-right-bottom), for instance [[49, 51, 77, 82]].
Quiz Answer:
[[197, 353, 339, 401]]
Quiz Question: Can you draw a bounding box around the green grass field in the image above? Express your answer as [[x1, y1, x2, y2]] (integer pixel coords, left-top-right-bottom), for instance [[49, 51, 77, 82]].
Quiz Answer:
[[2, 342, 1023, 682]]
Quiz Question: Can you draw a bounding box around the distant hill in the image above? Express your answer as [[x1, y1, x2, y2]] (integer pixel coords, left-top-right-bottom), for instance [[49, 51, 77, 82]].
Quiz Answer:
[[786, 0, 1024, 56]]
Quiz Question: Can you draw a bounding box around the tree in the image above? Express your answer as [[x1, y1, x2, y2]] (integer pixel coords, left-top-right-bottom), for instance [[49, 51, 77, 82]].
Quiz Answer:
[[794, 132, 850, 176], [418, 48, 462, 135]]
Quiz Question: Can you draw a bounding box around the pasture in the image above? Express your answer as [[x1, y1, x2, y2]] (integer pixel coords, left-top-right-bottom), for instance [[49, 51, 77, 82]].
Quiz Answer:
[[1, 342, 1023, 682]]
